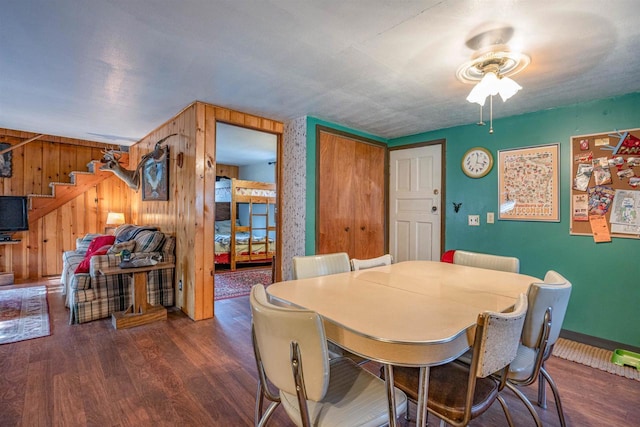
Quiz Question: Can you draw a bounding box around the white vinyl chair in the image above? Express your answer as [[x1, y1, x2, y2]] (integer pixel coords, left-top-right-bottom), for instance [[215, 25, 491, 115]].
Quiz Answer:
[[350, 254, 393, 271], [250, 284, 407, 427], [390, 294, 528, 427], [506, 270, 572, 427], [453, 250, 520, 273], [292, 251, 365, 363], [292, 252, 351, 280]]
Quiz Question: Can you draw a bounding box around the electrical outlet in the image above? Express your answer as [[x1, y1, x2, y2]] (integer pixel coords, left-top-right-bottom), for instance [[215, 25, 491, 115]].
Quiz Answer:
[[487, 212, 495, 224], [468, 215, 480, 226], [178, 279, 183, 291]]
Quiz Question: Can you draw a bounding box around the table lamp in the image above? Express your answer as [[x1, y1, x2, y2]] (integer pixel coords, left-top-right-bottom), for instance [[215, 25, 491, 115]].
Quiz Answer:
[[105, 212, 125, 234]]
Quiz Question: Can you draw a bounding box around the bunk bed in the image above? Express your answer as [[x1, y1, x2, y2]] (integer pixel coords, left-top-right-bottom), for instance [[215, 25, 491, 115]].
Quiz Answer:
[[214, 178, 276, 271]]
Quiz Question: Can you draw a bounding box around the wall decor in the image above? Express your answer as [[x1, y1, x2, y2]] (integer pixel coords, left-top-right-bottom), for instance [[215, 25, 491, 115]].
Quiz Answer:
[[569, 128, 640, 239], [498, 143, 560, 222], [0, 143, 13, 177], [461, 146, 493, 178], [142, 147, 169, 201]]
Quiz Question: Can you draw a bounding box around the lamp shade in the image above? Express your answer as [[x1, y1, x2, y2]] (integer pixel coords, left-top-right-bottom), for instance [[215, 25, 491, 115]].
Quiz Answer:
[[106, 212, 125, 226], [466, 72, 522, 106], [497, 76, 522, 102]]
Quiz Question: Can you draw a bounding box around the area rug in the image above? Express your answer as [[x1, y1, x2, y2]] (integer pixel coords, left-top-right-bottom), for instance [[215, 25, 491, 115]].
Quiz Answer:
[[0, 286, 50, 345], [215, 268, 272, 300], [552, 338, 640, 381]]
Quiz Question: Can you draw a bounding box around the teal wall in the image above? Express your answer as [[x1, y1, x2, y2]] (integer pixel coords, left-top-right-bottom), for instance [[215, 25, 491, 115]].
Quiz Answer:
[[305, 92, 640, 348]]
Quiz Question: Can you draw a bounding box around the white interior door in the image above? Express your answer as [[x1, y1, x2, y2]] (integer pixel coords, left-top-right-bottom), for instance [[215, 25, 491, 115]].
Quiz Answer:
[[389, 144, 442, 262]]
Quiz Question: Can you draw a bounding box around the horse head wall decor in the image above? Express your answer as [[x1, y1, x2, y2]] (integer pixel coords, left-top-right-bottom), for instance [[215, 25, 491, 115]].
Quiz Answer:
[[99, 133, 176, 191]]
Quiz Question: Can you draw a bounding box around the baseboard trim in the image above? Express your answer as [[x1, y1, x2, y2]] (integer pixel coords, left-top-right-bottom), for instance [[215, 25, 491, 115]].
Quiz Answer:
[[560, 329, 640, 354]]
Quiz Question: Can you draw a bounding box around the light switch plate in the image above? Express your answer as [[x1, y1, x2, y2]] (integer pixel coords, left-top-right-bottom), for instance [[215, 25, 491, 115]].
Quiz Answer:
[[487, 212, 495, 224]]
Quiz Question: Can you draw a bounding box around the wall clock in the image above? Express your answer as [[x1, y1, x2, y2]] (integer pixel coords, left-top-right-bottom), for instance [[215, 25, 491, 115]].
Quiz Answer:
[[461, 147, 493, 178]]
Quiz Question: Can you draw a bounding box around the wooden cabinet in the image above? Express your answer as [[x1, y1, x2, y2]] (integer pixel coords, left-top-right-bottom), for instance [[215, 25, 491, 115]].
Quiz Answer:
[[316, 128, 386, 259], [216, 163, 239, 179]]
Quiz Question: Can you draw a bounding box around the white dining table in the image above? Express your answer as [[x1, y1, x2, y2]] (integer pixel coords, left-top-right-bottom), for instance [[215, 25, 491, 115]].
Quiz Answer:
[[267, 260, 539, 427]]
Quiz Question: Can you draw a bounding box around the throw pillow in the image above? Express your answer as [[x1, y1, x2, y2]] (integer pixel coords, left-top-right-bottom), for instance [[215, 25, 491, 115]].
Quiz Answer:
[[108, 240, 136, 254], [74, 247, 110, 274], [85, 235, 115, 256], [133, 230, 165, 253], [74, 235, 115, 274]]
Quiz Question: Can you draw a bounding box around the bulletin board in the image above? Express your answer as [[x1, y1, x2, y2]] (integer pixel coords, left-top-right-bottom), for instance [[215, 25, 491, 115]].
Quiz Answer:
[[569, 128, 640, 239]]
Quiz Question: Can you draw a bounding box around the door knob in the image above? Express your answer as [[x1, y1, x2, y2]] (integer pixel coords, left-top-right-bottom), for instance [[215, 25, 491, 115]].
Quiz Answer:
[[432, 206, 438, 212], [434, 189, 439, 195]]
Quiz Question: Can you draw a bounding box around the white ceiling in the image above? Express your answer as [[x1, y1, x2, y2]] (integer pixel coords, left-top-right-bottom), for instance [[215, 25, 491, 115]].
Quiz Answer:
[[1, 1, 639, 158], [216, 122, 277, 166]]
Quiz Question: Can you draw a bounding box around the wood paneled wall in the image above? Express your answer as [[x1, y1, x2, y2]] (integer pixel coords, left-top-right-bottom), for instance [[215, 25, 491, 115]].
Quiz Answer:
[[0, 103, 283, 322], [0, 129, 134, 281], [131, 102, 283, 321]]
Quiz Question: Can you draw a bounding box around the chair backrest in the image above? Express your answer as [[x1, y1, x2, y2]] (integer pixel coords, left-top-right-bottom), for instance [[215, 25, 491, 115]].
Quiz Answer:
[[250, 284, 330, 401], [350, 254, 393, 271], [474, 293, 528, 378], [453, 250, 520, 273], [521, 270, 572, 349], [292, 252, 351, 280]]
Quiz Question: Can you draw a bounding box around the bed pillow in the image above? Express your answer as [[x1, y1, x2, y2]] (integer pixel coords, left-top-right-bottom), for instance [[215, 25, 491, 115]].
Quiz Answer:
[[215, 219, 241, 234]]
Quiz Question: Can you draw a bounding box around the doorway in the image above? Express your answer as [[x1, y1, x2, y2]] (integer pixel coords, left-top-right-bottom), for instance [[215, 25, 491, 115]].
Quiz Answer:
[[214, 123, 278, 301], [388, 141, 445, 261]]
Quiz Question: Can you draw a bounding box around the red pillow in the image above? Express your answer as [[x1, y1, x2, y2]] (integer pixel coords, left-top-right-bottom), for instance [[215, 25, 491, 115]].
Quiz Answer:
[[85, 235, 115, 257], [440, 249, 456, 263], [74, 235, 115, 274], [74, 247, 110, 274]]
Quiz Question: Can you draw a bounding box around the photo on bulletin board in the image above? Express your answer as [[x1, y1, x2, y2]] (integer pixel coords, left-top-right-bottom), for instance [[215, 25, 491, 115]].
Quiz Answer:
[[570, 128, 640, 239], [498, 143, 560, 222]]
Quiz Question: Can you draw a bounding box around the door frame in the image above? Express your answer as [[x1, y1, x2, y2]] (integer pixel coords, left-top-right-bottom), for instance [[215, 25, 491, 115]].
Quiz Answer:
[[388, 139, 446, 259], [315, 125, 389, 254], [214, 120, 283, 282]]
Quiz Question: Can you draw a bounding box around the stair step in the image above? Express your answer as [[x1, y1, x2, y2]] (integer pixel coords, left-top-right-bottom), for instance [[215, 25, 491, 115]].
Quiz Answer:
[[27, 156, 124, 223]]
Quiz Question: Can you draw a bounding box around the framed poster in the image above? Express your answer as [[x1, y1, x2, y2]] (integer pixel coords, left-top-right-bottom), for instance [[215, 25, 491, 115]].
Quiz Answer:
[[142, 147, 169, 201], [0, 143, 13, 177], [498, 143, 560, 222]]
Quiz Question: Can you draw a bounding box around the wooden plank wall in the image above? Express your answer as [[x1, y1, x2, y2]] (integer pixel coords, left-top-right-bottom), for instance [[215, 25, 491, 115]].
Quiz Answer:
[[0, 129, 133, 281], [0, 102, 283, 321], [131, 101, 283, 321]]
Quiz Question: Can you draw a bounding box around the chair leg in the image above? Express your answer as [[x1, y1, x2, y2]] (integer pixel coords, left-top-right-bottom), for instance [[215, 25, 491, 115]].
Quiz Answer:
[[540, 366, 567, 427], [496, 395, 515, 427], [505, 382, 543, 427], [537, 370, 547, 409]]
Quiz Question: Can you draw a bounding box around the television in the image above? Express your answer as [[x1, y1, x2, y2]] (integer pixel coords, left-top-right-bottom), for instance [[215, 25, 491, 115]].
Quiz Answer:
[[0, 196, 29, 238]]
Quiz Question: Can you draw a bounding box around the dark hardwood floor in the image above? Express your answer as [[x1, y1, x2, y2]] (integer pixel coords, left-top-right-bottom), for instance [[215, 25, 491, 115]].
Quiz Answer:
[[1, 279, 638, 426]]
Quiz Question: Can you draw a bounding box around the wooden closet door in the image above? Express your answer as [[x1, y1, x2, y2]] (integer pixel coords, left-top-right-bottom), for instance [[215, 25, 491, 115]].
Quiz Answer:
[[317, 132, 355, 254], [353, 141, 385, 259], [317, 129, 385, 258]]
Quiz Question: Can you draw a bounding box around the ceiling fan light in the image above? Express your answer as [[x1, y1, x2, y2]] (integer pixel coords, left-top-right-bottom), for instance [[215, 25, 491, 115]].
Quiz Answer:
[[480, 71, 501, 96], [498, 76, 522, 102], [466, 82, 489, 106]]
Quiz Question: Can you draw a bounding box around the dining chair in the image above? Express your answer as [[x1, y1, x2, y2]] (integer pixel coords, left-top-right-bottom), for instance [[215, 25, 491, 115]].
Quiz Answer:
[[453, 250, 520, 273], [250, 284, 407, 427], [505, 270, 572, 427], [388, 293, 528, 427], [292, 252, 351, 280], [291, 251, 366, 363], [350, 254, 393, 271]]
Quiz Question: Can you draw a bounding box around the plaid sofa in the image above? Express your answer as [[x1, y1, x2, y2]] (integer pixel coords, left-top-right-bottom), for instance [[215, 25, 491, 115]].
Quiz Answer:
[[62, 225, 176, 324]]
